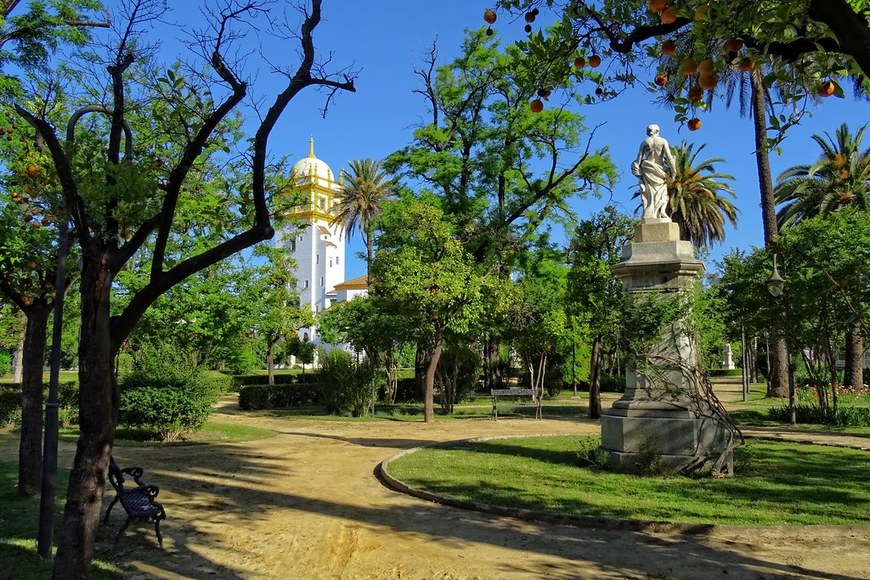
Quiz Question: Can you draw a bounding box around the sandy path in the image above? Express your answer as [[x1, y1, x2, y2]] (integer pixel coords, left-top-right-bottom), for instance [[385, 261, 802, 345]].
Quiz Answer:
[[5, 398, 870, 579]]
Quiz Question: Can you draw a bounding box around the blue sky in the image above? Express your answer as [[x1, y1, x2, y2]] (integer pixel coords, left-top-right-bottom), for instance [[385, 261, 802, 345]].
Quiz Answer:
[[161, 1, 866, 282]]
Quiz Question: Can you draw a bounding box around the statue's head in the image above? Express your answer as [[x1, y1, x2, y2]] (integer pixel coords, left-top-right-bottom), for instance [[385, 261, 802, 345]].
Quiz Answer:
[[646, 124, 660, 136]]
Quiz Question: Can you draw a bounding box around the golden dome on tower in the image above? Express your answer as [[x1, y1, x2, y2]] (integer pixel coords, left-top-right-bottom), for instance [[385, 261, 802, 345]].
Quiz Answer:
[[292, 137, 335, 184]]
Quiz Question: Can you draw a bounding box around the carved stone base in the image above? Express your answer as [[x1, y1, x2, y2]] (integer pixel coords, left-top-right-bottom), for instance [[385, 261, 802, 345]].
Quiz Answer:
[[600, 402, 728, 472]]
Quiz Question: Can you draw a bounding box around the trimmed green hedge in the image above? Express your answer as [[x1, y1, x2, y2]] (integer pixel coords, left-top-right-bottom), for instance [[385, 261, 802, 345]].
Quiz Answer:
[[0, 382, 79, 427], [238, 383, 324, 410], [709, 368, 743, 377]]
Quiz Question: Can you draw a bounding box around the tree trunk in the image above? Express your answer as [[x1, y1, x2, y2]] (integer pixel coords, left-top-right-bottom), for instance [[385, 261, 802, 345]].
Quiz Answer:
[[423, 333, 443, 423], [844, 324, 865, 389], [750, 68, 789, 398], [749, 337, 758, 384], [12, 340, 24, 382], [414, 343, 428, 400], [52, 263, 118, 579], [18, 304, 49, 498], [267, 342, 275, 386], [588, 336, 603, 419]]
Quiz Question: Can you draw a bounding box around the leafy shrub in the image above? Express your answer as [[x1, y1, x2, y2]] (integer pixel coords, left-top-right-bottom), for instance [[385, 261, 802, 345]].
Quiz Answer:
[[202, 372, 234, 394], [320, 350, 376, 417], [0, 382, 79, 427], [0, 351, 11, 377], [767, 404, 870, 427], [576, 436, 610, 469], [119, 351, 219, 441], [0, 388, 19, 427], [599, 374, 626, 393], [631, 440, 667, 476], [227, 348, 259, 374], [230, 374, 270, 388], [237, 383, 323, 410]]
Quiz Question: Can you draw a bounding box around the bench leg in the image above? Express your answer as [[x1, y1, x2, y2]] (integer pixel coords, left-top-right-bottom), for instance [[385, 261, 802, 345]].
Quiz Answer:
[[154, 518, 164, 548], [113, 517, 132, 551], [103, 497, 119, 524]]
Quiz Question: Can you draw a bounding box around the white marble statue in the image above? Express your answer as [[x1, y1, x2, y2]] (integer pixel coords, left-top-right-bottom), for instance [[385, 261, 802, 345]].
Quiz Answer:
[[631, 124, 676, 221]]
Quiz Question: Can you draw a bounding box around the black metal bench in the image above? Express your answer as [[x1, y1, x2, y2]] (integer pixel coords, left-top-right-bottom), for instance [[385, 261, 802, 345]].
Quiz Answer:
[[490, 388, 542, 419], [104, 457, 166, 549]]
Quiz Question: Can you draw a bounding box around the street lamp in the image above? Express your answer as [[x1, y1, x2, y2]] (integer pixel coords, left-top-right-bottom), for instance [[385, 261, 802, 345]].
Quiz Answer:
[[767, 254, 796, 424]]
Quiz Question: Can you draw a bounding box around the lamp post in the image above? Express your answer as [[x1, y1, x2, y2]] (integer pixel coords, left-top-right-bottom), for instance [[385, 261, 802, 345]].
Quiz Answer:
[[767, 254, 796, 424]]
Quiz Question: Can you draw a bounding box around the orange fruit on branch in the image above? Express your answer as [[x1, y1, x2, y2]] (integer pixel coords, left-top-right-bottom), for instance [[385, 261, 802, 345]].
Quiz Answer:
[[687, 85, 704, 102], [529, 99, 544, 112], [698, 59, 715, 74], [648, 0, 668, 13], [698, 72, 719, 89], [737, 57, 755, 71], [687, 118, 702, 131], [724, 38, 744, 53], [680, 57, 698, 75], [660, 6, 678, 24], [483, 9, 496, 24], [588, 54, 602, 68], [654, 73, 668, 86], [661, 40, 677, 56], [817, 80, 835, 97], [574, 56, 586, 68]]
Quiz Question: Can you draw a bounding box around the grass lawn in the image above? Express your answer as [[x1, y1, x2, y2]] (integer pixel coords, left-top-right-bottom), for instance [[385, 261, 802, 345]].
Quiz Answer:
[[0, 463, 121, 579], [385, 435, 870, 526]]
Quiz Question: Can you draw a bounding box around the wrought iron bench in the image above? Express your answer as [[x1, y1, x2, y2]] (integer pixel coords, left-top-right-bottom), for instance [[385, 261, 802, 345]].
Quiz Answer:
[[104, 457, 166, 549]]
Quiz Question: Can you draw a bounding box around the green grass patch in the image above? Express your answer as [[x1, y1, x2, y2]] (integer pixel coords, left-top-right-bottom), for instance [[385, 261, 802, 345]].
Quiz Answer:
[[0, 462, 121, 579], [386, 435, 870, 526]]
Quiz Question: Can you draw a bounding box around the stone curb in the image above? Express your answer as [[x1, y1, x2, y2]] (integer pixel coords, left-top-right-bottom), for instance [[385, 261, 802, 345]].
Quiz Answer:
[[377, 433, 870, 535]]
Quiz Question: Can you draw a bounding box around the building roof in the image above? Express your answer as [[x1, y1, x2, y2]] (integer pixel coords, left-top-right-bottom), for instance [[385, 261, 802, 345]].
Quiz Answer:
[[333, 274, 368, 291], [291, 137, 335, 183]]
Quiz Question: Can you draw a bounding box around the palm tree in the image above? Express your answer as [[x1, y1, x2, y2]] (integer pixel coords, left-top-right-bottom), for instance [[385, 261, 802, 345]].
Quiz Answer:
[[775, 123, 870, 228], [331, 158, 394, 277], [664, 141, 739, 248], [775, 123, 870, 389]]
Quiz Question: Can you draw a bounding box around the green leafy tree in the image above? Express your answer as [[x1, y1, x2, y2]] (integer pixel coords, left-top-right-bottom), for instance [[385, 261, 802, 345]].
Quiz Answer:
[[507, 237, 570, 402], [331, 158, 394, 277], [0, 1, 107, 94], [775, 123, 870, 389], [387, 30, 616, 264], [371, 196, 484, 422], [567, 206, 634, 418], [664, 141, 737, 248], [8, 2, 356, 575], [318, 294, 409, 402], [248, 245, 313, 385]]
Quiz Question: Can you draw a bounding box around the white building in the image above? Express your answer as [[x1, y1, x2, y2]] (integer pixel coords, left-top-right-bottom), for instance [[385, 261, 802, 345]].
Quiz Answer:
[[279, 138, 347, 345]]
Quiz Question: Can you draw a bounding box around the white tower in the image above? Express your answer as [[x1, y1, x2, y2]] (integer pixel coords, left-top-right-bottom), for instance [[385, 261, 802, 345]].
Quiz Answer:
[[279, 138, 346, 345]]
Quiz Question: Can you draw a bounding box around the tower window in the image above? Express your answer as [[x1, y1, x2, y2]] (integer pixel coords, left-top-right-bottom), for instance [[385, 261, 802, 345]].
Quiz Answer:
[[320, 277, 324, 287], [336, 256, 340, 265], [288, 240, 296, 252], [316, 254, 320, 264], [329, 257, 333, 267], [303, 280, 309, 289]]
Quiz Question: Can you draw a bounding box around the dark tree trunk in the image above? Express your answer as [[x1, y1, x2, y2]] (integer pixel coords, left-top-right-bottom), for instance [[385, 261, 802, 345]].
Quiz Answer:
[[749, 337, 758, 384], [845, 325, 865, 389], [267, 342, 275, 386], [588, 336, 603, 419], [18, 304, 49, 498], [423, 332, 443, 423], [414, 343, 428, 400], [52, 263, 118, 579], [750, 68, 789, 398]]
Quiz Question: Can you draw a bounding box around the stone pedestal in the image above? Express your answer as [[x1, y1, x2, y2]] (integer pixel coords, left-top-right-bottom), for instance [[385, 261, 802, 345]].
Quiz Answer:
[[601, 219, 727, 471]]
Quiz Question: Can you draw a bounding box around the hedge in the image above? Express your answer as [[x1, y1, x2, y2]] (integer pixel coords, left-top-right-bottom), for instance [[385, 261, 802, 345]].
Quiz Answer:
[[0, 382, 79, 427], [238, 383, 324, 410]]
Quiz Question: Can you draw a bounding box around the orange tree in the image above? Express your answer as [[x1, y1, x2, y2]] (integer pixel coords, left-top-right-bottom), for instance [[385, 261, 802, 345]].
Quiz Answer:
[[9, 1, 355, 576]]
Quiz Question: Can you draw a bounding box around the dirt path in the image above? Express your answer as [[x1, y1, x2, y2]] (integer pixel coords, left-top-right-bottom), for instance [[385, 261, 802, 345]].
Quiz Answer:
[[5, 398, 870, 579]]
